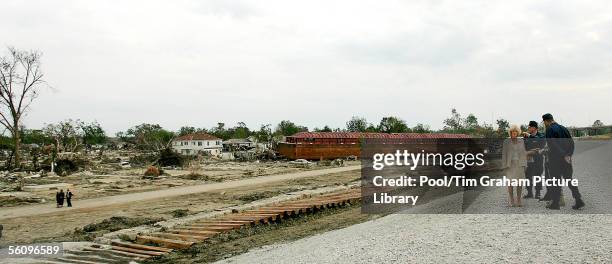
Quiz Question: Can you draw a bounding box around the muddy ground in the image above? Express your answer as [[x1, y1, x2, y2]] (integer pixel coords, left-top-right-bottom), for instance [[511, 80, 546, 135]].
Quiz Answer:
[[0, 169, 360, 246], [1, 161, 358, 208]]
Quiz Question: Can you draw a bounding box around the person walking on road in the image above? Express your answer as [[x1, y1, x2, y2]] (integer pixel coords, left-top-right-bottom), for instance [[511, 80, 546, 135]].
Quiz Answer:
[[55, 191, 61, 208], [58, 189, 65, 208], [66, 189, 74, 207]]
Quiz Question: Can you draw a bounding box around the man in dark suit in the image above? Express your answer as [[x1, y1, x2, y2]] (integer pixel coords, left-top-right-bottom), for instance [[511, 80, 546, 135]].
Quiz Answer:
[[523, 121, 545, 199], [542, 113, 585, 210], [55, 191, 61, 208], [66, 189, 74, 207]]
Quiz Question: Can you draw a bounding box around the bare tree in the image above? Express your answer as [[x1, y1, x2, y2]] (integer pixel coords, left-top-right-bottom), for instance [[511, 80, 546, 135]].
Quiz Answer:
[[0, 47, 46, 168]]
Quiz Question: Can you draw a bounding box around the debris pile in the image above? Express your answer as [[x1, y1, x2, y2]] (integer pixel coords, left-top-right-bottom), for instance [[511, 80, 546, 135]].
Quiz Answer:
[[143, 166, 161, 179], [0, 172, 25, 191]]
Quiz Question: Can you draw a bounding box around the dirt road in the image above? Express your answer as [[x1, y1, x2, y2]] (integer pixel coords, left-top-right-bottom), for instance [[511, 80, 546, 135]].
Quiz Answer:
[[0, 165, 360, 220]]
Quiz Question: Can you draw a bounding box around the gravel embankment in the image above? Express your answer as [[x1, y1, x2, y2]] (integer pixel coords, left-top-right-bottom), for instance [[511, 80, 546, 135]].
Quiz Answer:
[[216, 141, 612, 263]]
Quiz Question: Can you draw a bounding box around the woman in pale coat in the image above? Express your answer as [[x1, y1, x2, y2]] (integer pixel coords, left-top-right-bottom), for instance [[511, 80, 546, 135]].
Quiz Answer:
[[501, 124, 528, 207]]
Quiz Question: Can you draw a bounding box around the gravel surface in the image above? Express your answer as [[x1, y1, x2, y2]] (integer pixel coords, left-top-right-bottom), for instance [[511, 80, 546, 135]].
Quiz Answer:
[[216, 141, 612, 263]]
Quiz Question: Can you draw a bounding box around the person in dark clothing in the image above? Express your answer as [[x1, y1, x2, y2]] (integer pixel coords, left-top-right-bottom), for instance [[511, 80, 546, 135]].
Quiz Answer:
[[58, 189, 65, 208], [539, 145, 553, 202], [542, 113, 585, 210], [522, 121, 545, 199], [66, 189, 74, 207], [55, 191, 61, 208]]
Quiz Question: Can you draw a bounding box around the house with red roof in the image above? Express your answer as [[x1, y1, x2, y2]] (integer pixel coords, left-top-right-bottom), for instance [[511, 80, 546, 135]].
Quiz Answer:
[[277, 132, 471, 160]]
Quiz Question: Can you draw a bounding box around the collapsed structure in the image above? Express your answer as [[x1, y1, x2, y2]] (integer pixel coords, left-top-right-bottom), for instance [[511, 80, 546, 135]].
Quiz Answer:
[[277, 132, 471, 160]]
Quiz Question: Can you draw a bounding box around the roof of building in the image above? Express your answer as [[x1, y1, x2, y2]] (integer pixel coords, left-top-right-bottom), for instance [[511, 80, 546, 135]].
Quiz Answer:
[[287, 132, 471, 139], [175, 133, 220, 141]]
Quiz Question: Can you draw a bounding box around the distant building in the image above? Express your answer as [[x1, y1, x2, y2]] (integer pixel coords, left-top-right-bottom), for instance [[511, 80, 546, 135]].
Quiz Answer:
[[567, 125, 612, 137], [223, 138, 254, 151], [277, 132, 472, 160], [172, 133, 222, 156]]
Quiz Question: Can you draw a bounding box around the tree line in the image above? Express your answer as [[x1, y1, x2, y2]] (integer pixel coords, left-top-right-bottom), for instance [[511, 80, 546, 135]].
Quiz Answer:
[[0, 111, 508, 155], [111, 110, 514, 153], [1, 47, 607, 170], [2, 109, 607, 169]]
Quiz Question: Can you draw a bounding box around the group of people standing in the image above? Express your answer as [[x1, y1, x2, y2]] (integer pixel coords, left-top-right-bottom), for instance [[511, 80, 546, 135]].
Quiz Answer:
[[55, 189, 74, 208], [502, 113, 585, 210]]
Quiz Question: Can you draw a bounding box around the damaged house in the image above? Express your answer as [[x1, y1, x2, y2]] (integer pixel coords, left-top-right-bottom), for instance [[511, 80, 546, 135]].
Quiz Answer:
[[222, 138, 255, 151], [172, 133, 222, 156]]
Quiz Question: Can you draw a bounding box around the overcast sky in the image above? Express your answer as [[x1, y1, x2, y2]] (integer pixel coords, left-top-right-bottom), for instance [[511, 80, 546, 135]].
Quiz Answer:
[[2, 0, 611, 134]]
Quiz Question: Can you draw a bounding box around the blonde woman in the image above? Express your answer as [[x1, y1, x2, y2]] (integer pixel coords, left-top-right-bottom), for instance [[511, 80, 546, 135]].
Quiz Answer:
[[501, 124, 528, 207]]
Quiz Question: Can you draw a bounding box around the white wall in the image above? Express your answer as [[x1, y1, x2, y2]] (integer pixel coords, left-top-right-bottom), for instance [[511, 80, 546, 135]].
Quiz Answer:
[[172, 139, 223, 155]]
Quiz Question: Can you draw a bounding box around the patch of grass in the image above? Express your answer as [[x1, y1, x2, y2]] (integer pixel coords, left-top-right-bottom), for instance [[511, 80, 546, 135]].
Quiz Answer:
[[23, 178, 59, 185], [170, 209, 190, 218], [32, 216, 165, 243], [235, 191, 275, 202], [179, 172, 223, 182], [0, 196, 46, 207], [118, 233, 136, 242], [82, 216, 164, 232], [144, 203, 377, 264], [234, 189, 298, 202], [180, 173, 209, 181]]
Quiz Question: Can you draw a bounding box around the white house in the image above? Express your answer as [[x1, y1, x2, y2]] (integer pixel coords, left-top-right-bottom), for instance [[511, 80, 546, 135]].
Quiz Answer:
[[172, 133, 223, 156]]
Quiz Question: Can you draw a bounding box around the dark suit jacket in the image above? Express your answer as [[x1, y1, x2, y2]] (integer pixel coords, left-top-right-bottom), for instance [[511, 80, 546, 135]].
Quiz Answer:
[[545, 123, 574, 160]]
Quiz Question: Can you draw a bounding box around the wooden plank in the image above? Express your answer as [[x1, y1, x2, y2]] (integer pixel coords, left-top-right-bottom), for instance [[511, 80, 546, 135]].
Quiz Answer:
[[111, 240, 173, 253], [229, 215, 280, 222], [136, 235, 194, 249], [188, 222, 246, 227], [256, 208, 307, 214], [259, 206, 311, 210], [282, 204, 323, 209], [183, 226, 238, 231], [197, 220, 254, 224], [237, 213, 282, 220], [151, 232, 209, 242], [245, 210, 295, 217], [111, 245, 165, 256], [281, 202, 319, 205], [234, 213, 279, 217], [170, 229, 220, 236], [225, 215, 273, 220], [226, 215, 273, 220], [108, 249, 151, 259], [245, 209, 293, 213], [224, 216, 270, 223]]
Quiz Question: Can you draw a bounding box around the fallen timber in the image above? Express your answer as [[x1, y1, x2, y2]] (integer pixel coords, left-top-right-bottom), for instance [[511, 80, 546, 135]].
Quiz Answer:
[[44, 188, 361, 264]]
